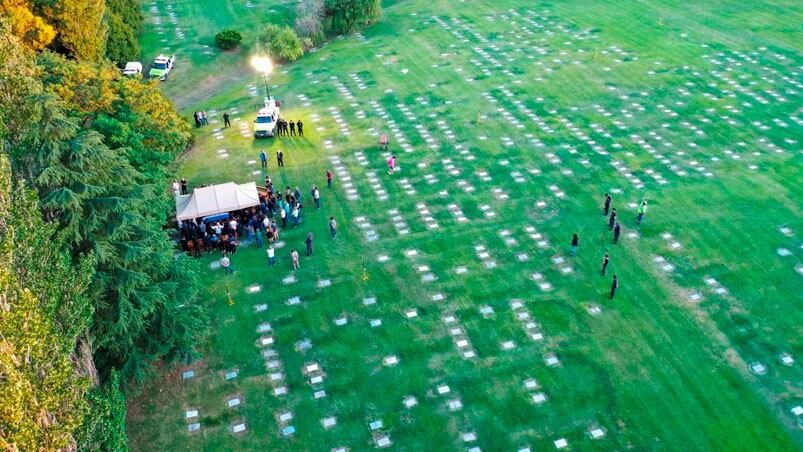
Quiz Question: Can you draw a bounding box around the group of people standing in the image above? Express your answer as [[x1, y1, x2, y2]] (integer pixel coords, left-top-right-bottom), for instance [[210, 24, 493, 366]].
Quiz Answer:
[[275, 118, 303, 136], [568, 194, 650, 300], [212, 168, 339, 274], [193, 111, 209, 128], [172, 178, 189, 196]]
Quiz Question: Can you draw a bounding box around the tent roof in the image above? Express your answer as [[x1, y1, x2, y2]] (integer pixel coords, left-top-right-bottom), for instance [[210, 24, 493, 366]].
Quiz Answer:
[[175, 182, 259, 220]]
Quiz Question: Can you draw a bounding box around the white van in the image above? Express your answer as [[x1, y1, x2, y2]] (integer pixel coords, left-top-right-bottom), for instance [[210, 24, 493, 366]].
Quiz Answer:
[[122, 62, 143, 76], [254, 97, 281, 138]]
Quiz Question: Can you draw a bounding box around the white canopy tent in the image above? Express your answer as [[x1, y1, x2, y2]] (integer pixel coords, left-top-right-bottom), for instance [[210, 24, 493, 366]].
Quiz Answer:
[[175, 182, 259, 221]]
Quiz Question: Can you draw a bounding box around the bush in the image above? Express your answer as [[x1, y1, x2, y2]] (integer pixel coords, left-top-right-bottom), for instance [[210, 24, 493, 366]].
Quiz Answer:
[[295, 0, 325, 45], [215, 29, 242, 50], [256, 25, 304, 63], [271, 27, 304, 62], [324, 0, 381, 35]]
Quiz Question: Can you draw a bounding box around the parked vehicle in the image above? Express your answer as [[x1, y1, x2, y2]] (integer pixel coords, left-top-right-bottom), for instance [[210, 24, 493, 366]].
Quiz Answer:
[[149, 55, 175, 80], [254, 97, 281, 138], [122, 62, 143, 76]]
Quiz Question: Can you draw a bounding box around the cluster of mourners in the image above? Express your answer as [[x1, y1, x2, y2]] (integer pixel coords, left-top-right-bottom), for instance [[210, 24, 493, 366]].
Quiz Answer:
[[176, 169, 338, 273], [176, 129, 653, 301]]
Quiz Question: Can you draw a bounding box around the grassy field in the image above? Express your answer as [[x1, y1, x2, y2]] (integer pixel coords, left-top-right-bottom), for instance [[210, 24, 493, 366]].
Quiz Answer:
[[128, 0, 803, 450]]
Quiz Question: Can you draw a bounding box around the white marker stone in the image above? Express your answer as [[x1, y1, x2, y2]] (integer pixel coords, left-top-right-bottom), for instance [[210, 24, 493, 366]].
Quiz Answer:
[[403, 396, 418, 408], [321, 417, 336, 428]]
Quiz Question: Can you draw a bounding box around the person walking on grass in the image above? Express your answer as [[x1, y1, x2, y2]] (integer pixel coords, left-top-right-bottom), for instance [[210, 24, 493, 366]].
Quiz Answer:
[[172, 179, 181, 197], [637, 198, 648, 224], [260, 150, 267, 169], [329, 216, 337, 238], [613, 222, 621, 244], [326, 170, 333, 188], [291, 249, 300, 270], [223, 112, 231, 128], [279, 205, 287, 227], [387, 155, 396, 175], [267, 245, 276, 266], [601, 253, 610, 276], [297, 119, 304, 136], [571, 233, 579, 257], [608, 208, 617, 230], [312, 185, 320, 208], [610, 274, 619, 299], [277, 150, 284, 167], [221, 254, 233, 274], [201, 111, 209, 125], [603, 193, 612, 216], [306, 233, 314, 256]]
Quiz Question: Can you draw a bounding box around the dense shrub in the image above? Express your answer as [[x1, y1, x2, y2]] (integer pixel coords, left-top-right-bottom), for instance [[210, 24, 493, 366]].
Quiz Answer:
[[215, 28, 242, 50], [271, 27, 304, 62], [256, 25, 304, 63], [324, 0, 380, 34]]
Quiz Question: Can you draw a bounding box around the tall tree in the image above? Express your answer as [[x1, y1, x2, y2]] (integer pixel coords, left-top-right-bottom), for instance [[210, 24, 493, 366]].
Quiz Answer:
[[0, 153, 92, 450], [12, 89, 205, 385]]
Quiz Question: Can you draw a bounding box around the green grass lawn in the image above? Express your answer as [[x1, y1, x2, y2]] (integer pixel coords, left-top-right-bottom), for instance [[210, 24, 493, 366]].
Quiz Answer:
[[128, 0, 803, 450]]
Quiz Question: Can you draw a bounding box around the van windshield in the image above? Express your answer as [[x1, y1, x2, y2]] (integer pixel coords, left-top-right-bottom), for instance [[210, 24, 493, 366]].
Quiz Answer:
[[154, 62, 167, 69], [256, 116, 273, 124]]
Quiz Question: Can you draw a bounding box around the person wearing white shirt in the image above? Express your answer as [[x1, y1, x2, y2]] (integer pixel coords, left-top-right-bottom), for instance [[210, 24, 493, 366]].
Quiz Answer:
[[220, 255, 233, 274], [267, 246, 275, 266]]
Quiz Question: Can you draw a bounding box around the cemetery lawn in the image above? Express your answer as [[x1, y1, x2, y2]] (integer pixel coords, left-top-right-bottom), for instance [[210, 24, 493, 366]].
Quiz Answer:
[[128, 0, 802, 450]]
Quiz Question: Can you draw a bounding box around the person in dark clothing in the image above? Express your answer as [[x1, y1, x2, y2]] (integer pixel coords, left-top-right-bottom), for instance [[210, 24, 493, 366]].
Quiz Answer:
[[613, 222, 621, 244], [601, 253, 610, 275], [305, 233, 313, 256], [277, 150, 284, 167], [608, 208, 617, 229], [326, 170, 333, 188], [193, 112, 201, 128], [223, 112, 231, 128], [260, 150, 267, 169], [180, 178, 188, 195], [603, 193, 612, 215], [610, 275, 619, 299], [289, 120, 296, 136], [297, 120, 304, 136], [571, 233, 579, 257]]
